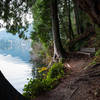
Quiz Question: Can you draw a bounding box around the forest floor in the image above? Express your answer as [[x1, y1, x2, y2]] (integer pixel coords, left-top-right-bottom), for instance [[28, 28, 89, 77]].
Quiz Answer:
[[33, 56, 100, 100]]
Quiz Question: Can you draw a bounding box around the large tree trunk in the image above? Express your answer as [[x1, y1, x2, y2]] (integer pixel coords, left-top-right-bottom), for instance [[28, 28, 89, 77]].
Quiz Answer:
[[76, 0, 100, 25], [0, 71, 29, 100], [51, 0, 66, 60]]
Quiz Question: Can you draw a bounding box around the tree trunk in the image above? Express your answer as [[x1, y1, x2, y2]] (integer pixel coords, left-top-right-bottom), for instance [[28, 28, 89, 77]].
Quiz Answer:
[[67, 0, 74, 40], [51, 0, 66, 61], [76, 0, 100, 25], [73, 0, 81, 34], [0, 71, 29, 100], [65, 0, 74, 41]]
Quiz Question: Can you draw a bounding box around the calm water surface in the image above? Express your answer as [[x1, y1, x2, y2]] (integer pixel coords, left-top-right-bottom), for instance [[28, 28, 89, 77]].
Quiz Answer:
[[0, 29, 33, 93]]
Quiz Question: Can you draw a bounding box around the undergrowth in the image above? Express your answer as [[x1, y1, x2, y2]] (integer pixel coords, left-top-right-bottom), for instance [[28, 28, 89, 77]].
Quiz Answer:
[[86, 49, 100, 69], [23, 62, 64, 99]]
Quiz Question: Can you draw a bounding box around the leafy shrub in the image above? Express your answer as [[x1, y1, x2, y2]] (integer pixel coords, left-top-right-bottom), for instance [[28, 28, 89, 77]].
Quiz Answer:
[[23, 78, 44, 98], [95, 49, 100, 56], [43, 62, 64, 90], [47, 62, 64, 79], [93, 49, 100, 63], [23, 62, 64, 99], [87, 49, 100, 67]]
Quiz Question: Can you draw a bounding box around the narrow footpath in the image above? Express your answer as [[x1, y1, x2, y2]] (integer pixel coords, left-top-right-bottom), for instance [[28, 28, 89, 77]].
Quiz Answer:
[[34, 57, 100, 100]]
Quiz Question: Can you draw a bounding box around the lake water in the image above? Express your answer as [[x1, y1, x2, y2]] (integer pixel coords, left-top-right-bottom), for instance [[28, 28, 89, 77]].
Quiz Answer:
[[0, 29, 33, 93]]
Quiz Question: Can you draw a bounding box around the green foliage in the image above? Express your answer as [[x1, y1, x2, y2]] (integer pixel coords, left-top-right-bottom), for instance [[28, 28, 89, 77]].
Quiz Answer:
[[95, 49, 100, 57], [23, 78, 44, 98], [94, 49, 100, 63], [47, 62, 64, 79], [71, 40, 88, 51], [87, 49, 100, 68], [31, 0, 52, 48], [23, 62, 64, 99], [0, 0, 31, 38]]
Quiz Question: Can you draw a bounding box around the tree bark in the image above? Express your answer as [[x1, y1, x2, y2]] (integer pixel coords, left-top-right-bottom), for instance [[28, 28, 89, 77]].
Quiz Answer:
[[67, 0, 74, 40], [65, 0, 74, 41], [0, 71, 29, 100], [76, 0, 100, 25], [51, 0, 66, 60], [73, 0, 81, 34]]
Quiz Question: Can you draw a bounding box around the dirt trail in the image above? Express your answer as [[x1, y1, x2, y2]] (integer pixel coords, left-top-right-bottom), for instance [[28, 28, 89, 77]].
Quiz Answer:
[[34, 58, 100, 100]]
